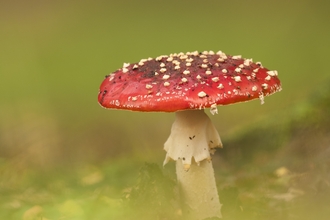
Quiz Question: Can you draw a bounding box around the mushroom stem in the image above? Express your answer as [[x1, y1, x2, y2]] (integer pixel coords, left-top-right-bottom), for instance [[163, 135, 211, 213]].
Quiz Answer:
[[164, 110, 222, 219], [177, 159, 222, 219]]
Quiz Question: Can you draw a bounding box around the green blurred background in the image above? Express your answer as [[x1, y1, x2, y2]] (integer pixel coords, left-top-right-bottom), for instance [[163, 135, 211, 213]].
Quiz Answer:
[[1, 0, 329, 219]]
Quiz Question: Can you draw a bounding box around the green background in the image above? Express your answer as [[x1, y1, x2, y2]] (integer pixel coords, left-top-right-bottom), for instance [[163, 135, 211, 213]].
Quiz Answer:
[[1, 0, 329, 219]]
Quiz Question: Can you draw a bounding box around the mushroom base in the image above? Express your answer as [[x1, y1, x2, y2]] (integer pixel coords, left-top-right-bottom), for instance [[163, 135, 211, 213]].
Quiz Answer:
[[177, 159, 222, 219]]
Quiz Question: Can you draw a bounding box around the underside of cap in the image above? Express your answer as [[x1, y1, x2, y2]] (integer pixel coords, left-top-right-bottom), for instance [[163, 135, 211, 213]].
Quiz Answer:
[[98, 51, 282, 112]]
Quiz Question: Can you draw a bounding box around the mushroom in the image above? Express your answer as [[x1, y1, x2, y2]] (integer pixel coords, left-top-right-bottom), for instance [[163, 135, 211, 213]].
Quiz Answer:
[[98, 51, 282, 219]]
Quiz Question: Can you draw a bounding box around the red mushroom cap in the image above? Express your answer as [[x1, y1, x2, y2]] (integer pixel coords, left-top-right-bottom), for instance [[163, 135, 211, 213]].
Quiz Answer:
[[98, 51, 282, 112]]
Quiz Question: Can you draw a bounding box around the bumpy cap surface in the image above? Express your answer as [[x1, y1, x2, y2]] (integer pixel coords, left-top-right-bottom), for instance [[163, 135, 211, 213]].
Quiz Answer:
[[98, 51, 282, 112]]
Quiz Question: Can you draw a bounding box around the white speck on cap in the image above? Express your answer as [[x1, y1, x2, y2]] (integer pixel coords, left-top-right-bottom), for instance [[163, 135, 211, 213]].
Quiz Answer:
[[267, 70, 278, 76], [234, 76, 241, 82], [166, 57, 173, 62], [252, 85, 257, 91], [244, 59, 253, 66], [146, 84, 153, 89], [123, 63, 130, 68], [108, 76, 115, 81], [156, 56, 163, 61], [222, 69, 228, 73], [132, 64, 138, 69], [198, 91, 207, 98], [183, 70, 190, 75], [235, 67, 241, 73], [160, 68, 167, 73], [186, 58, 194, 62], [265, 75, 271, 81], [220, 54, 227, 59], [201, 64, 208, 68], [164, 82, 170, 87], [192, 51, 199, 56], [212, 77, 219, 82], [217, 83, 224, 89], [160, 63, 166, 67], [232, 55, 242, 59], [180, 55, 188, 60], [132, 96, 137, 101], [122, 68, 129, 73], [196, 75, 202, 80], [174, 66, 180, 70], [261, 83, 268, 89], [162, 74, 170, 80], [181, 78, 188, 83], [186, 62, 192, 67], [205, 70, 212, 75]]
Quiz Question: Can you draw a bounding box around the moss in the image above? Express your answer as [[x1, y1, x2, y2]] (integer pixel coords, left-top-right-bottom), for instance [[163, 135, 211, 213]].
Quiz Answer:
[[123, 163, 180, 220]]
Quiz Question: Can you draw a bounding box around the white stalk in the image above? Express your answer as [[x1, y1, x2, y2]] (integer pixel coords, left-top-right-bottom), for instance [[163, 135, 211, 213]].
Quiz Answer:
[[164, 110, 222, 219], [177, 159, 222, 219]]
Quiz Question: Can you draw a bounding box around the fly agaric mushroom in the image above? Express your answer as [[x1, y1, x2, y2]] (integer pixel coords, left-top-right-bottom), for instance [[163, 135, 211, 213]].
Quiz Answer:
[[98, 50, 282, 219]]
